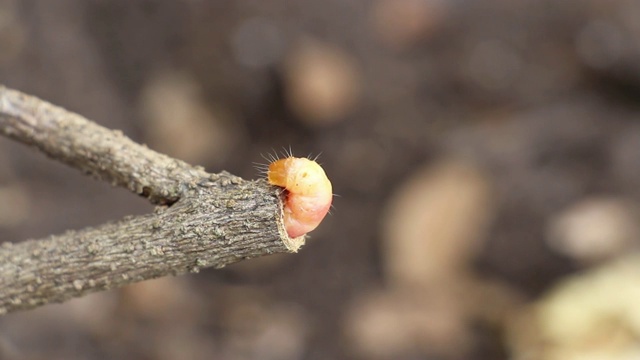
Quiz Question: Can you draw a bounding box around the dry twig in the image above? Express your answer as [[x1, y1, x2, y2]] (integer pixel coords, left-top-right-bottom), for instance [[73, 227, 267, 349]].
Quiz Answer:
[[0, 85, 303, 314]]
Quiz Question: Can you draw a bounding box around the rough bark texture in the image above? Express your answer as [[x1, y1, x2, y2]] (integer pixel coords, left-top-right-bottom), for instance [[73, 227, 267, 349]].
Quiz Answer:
[[0, 85, 304, 314], [0, 85, 201, 204]]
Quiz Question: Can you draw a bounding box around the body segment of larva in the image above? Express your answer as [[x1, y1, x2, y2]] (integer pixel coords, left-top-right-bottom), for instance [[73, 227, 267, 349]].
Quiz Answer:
[[267, 157, 333, 238]]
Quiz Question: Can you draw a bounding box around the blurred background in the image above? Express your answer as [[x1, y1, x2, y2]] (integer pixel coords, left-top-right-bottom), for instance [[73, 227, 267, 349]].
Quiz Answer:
[[1, 0, 640, 359]]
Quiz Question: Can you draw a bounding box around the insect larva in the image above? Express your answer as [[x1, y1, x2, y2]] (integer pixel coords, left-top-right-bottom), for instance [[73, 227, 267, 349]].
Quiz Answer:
[[266, 156, 333, 238]]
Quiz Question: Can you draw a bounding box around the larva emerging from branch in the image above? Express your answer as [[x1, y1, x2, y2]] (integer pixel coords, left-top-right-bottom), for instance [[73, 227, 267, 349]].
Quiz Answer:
[[262, 152, 333, 238]]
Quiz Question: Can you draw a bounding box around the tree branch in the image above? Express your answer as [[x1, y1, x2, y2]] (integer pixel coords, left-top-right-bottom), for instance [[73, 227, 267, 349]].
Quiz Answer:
[[0, 85, 304, 314], [0, 85, 201, 204]]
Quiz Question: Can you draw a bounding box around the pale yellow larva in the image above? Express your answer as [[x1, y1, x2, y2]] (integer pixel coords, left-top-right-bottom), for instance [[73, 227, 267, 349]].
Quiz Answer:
[[267, 156, 333, 238]]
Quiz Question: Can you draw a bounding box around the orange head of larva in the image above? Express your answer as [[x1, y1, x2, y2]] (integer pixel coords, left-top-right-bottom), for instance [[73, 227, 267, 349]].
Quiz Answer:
[[268, 157, 331, 196], [267, 157, 333, 238]]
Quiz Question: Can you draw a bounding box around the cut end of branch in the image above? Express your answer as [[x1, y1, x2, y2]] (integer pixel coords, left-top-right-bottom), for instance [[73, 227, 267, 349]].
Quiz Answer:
[[275, 193, 306, 252], [279, 224, 306, 252]]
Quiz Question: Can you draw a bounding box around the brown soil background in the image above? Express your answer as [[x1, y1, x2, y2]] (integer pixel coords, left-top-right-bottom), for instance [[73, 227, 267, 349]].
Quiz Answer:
[[1, 1, 640, 359]]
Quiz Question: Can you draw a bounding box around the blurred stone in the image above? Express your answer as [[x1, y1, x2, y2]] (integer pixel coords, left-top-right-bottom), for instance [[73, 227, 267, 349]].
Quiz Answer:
[[466, 39, 523, 92], [508, 254, 640, 360], [0, 336, 22, 360], [612, 125, 640, 192], [345, 276, 522, 359], [62, 291, 118, 335], [118, 276, 196, 321], [231, 17, 286, 69], [371, 0, 446, 50], [139, 70, 243, 166], [221, 288, 308, 360], [546, 197, 640, 264], [445, 103, 606, 213], [284, 40, 361, 126], [0, 290, 117, 346], [153, 325, 217, 360], [344, 288, 471, 359], [382, 159, 494, 287], [0, 147, 12, 179], [0, 0, 25, 65], [575, 19, 626, 70], [0, 184, 30, 228]]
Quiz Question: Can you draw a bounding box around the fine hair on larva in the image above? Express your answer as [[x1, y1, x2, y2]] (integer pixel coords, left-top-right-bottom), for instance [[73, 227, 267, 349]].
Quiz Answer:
[[254, 147, 339, 205], [257, 147, 334, 238], [253, 147, 323, 176]]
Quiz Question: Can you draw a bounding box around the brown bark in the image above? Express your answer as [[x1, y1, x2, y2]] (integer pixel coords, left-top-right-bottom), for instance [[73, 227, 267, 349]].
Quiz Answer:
[[0, 85, 303, 314]]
